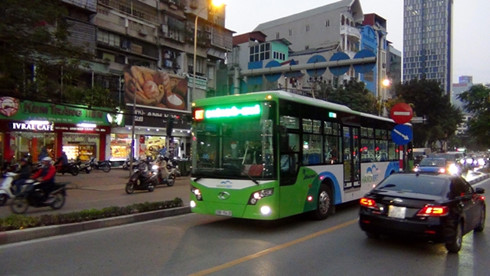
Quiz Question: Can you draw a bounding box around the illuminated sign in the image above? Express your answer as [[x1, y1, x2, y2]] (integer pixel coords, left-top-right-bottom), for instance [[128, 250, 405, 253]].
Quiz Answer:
[[328, 112, 337, 118], [11, 121, 54, 131], [204, 104, 261, 119]]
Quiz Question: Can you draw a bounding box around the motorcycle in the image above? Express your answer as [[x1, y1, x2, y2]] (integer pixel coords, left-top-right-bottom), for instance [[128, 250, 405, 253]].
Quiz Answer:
[[75, 158, 92, 174], [0, 172, 20, 206], [125, 161, 157, 194], [152, 162, 176, 187], [55, 160, 79, 176], [10, 181, 68, 214], [89, 157, 111, 173], [122, 157, 141, 171]]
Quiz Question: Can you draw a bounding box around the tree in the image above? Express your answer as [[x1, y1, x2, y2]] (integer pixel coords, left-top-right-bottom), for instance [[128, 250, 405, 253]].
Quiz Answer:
[[326, 79, 378, 114], [0, 0, 108, 106], [458, 84, 490, 149], [393, 79, 462, 150]]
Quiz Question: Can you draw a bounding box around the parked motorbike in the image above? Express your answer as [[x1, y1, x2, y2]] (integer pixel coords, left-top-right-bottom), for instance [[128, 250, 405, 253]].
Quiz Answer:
[[75, 158, 92, 174], [10, 181, 68, 214], [125, 161, 157, 194], [0, 172, 20, 206], [122, 157, 141, 171], [89, 157, 111, 173], [55, 160, 79, 176]]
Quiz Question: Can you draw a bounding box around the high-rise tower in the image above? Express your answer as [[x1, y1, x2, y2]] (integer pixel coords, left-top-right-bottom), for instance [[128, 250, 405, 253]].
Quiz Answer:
[[403, 0, 453, 94]]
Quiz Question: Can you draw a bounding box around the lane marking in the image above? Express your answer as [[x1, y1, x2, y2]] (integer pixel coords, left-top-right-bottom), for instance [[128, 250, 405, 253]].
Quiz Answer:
[[189, 218, 357, 276]]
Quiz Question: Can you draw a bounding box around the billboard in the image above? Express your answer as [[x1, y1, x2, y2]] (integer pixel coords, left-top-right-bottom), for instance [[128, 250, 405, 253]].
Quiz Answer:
[[124, 66, 188, 111]]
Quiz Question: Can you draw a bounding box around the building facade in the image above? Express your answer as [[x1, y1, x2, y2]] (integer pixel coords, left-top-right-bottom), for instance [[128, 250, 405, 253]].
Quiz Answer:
[[403, 0, 453, 94], [228, 0, 398, 102], [1, 0, 233, 165]]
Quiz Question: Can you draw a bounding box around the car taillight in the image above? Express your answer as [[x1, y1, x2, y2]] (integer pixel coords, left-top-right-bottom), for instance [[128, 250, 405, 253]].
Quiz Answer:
[[416, 205, 449, 217], [360, 197, 378, 209]]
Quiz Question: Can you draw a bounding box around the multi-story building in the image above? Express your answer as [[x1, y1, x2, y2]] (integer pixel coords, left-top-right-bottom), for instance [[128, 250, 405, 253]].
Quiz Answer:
[[228, 0, 397, 102], [0, 0, 233, 165], [403, 0, 453, 95], [93, 0, 233, 161]]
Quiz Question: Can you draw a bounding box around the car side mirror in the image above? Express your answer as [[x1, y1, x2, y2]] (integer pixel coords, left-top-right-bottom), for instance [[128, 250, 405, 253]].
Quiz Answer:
[[475, 187, 485, 194]]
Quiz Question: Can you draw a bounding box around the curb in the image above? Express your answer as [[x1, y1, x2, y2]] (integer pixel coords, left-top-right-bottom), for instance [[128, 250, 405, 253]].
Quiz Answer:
[[0, 206, 191, 246]]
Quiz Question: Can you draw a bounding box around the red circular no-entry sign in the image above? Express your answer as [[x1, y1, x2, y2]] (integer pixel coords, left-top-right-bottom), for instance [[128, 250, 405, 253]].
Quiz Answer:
[[390, 103, 413, 124]]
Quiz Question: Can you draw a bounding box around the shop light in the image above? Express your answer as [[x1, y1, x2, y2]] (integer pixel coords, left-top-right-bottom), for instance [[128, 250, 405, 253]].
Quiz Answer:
[[26, 120, 50, 125], [77, 123, 97, 128]]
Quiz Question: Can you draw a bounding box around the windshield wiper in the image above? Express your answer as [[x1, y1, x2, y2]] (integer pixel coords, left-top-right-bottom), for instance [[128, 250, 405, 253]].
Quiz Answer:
[[246, 172, 259, 185]]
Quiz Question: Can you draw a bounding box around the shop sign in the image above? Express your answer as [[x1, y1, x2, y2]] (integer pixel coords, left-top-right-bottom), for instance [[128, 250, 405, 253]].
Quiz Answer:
[[0, 97, 111, 126], [124, 105, 191, 130], [11, 121, 54, 131]]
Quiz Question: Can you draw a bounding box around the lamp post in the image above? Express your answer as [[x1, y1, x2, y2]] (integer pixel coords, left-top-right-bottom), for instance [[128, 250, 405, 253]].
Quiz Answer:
[[191, 0, 225, 103], [129, 90, 136, 177]]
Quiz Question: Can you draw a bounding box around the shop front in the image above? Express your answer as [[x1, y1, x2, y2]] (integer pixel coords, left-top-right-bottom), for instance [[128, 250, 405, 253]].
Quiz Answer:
[[0, 97, 113, 165], [111, 105, 191, 163], [112, 66, 192, 164]]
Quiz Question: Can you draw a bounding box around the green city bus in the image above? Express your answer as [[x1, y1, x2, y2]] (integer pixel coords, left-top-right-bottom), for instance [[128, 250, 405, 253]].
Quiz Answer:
[[190, 91, 400, 220]]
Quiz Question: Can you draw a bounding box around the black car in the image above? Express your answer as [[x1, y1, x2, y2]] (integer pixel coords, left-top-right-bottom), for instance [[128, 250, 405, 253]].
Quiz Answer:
[[359, 173, 486, 253]]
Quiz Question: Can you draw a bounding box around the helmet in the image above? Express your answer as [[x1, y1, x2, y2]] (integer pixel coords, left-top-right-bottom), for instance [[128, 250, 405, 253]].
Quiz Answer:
[[42, 157, 52, 162]]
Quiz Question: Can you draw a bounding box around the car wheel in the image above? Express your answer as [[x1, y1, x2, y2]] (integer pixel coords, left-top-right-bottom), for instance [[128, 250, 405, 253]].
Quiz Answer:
[[125, 182, 135, 194], [10, 197, 29, 214], [50, 193, 66, 210], [0, 194, 8, 206], [474, 207, 486, 232], [445, 221, 463, 253], [310, 185, 334, 220]]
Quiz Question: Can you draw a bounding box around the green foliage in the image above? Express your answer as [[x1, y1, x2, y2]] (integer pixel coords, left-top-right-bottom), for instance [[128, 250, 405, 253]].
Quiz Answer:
[[458, 84, 490, 149], [392, 79, 462, 150], [326, 79, 378, 114], [0, 198, 184, 232]]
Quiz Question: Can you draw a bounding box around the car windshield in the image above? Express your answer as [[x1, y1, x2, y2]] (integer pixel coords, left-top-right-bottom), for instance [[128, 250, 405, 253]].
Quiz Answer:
[[375, 174, 448, 196], [191, 102, 275, 180], [419, 158, 446, 167]]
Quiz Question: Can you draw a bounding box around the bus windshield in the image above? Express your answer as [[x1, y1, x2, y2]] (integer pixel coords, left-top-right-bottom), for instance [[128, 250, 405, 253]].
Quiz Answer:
[[192, 102, 275, 180]]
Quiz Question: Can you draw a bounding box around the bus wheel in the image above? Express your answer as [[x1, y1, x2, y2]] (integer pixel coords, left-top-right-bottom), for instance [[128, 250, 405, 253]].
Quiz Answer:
[[310, 185, 334, 220]]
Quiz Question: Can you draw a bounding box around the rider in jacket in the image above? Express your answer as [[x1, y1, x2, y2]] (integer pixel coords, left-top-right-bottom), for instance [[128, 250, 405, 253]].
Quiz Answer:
[[31, 157, 56, 201]]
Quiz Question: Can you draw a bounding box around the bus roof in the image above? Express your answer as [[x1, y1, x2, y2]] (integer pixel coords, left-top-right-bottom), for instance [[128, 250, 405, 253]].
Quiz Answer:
[[193, 90, 394, 123]]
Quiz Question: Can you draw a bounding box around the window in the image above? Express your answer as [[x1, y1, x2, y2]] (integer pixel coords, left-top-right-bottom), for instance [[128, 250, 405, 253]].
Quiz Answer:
[[324, 121, 341, 164]]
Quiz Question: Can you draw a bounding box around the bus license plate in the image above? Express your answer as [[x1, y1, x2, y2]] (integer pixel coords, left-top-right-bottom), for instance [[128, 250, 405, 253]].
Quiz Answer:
[[215, 210, 232, 216], [388, 205, 406, 219]]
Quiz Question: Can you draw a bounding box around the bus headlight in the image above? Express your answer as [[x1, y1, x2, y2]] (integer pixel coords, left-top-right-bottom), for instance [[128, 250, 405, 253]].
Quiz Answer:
[[191, 186, 203, 201], [248, 188, 274, 205]]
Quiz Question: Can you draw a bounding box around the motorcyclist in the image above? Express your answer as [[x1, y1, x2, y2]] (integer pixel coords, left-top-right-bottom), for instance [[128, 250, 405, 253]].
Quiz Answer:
[[13, 158, 32, 194], [31, 156, 56, 201], [56, 151, 69, 172], [155, 156, 170, 183]]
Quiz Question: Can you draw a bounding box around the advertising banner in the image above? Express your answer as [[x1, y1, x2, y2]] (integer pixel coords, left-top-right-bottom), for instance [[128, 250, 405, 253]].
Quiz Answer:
[[123, 66, 188, 111]]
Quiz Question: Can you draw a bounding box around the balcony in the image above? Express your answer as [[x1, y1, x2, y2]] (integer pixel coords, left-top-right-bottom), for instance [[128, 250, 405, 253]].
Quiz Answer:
[[62, 0, 97, 12], [340, 25, 361, 40]]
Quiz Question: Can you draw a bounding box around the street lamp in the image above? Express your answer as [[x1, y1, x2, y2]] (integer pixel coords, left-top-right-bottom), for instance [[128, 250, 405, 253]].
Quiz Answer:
[[379, 78, 391, 116], [191, 0, 225, 103]]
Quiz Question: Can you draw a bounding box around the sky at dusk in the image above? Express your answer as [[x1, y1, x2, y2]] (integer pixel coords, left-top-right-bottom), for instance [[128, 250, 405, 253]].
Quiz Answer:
[[223, 0, 490, 84]]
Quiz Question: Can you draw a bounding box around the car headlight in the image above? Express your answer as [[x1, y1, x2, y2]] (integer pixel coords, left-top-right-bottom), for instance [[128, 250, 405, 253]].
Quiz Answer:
[[448, 163, 459, 175]]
